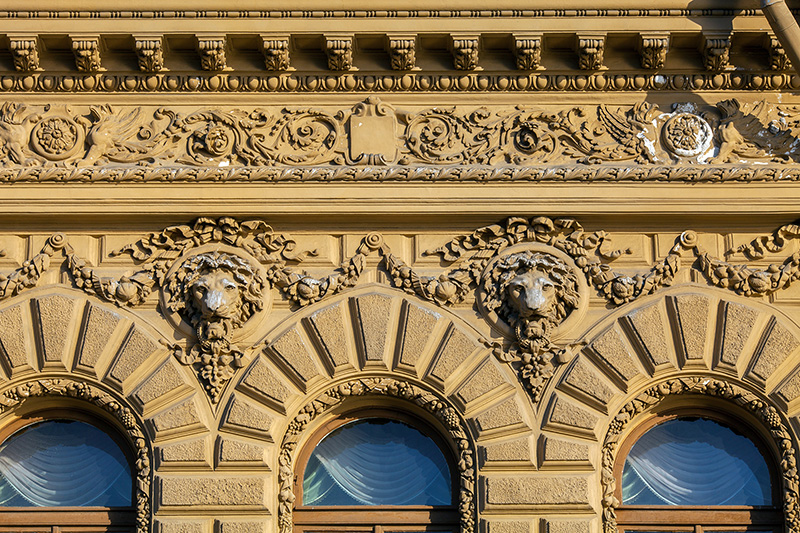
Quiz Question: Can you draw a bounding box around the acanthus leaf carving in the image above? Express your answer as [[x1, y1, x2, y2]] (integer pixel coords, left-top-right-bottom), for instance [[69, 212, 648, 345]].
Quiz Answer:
[[262, 37, 291, 72], [387, 36, 416, 71], [134, 37, 166, 73], [325, 37, 354, 72], [577, 35, 606, 70], [638, 33, 669, 70], [197, 37, 229, 72], [514, 35, 543, 71], [701, 34, 733, 72], [451, 36, 480, 71], [0, 99, 795, 172], [70, 36, 103, 73], [9, 37, 41, 72]]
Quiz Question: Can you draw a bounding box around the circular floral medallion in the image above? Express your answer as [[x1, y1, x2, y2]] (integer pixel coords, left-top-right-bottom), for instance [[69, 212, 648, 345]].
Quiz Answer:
[[30, 116, 84, 160], [662, 112, 713, 158]]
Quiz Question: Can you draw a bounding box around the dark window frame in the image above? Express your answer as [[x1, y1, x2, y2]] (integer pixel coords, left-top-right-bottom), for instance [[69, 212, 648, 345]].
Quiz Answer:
[[293, 408, 460, 533], [614, 407, 783, 533]]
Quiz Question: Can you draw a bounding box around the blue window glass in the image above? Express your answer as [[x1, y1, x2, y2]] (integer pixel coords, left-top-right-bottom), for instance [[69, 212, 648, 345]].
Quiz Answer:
[[622, 418, 772, 506], [0, 419, 133, 507], [303, 418, 452, 506]]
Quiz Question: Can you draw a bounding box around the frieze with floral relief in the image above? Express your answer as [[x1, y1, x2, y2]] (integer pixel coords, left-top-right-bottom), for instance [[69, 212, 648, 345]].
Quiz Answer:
[[0, 99, 798, 179]]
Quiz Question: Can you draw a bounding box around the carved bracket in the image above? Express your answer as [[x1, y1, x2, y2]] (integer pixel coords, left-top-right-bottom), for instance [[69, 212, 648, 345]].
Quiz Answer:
[[262, 37, 292, 71], [451, 36, 480, 71], [513, 34, 543, 71], [197, 36, 229, 72], [325, 36, 354, 71], [134, 36, 166, 73], [702, 33, 733, 71], [387, 35, 416, 71], [70, 36, 103, 73], [638, 33, 669, 70], [577, 35, 606, 70], [8, 36, 41, 72]]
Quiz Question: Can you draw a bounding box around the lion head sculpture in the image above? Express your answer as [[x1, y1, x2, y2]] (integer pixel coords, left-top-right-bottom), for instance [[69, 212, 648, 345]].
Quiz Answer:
[[166, 251, 266, 334], [483, 251, 581, 337]]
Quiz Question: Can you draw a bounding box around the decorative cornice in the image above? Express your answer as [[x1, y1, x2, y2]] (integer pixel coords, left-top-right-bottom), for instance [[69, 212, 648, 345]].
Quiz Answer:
[[601, 377, 799, 533], [0, 378, 152, 533], [0, 71, 791, 94], [277, 378, 475, 533]]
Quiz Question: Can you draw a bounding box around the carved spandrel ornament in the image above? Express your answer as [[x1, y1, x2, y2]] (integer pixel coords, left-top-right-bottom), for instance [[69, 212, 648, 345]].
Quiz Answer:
[[164, 250, 268, 403]]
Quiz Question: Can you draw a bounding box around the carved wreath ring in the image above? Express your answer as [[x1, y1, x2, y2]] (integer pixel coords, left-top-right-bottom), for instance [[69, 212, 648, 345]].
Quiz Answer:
[[277, 378, 476, 533], [601, 377, 800, 533], [0, 378, 152, 533]]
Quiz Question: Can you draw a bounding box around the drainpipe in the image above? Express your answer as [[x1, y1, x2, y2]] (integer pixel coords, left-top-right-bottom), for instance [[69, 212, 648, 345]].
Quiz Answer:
[[762, 0, 800, 74]]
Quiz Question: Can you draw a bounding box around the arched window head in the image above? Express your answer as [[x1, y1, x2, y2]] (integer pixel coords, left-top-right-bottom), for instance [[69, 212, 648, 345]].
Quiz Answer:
[[295, 411, 458, 533], [0, 419, 133, 507], [615, 412, 781, 533], [0, 411, 137, 532]]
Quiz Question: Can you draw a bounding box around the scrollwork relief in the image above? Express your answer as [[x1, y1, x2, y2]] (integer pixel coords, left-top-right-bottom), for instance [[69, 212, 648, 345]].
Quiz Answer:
[[277, 378, 475, 533], [601, 377, 799, 533], [0, 99, 795, 176], [0, 379, 152, 533]]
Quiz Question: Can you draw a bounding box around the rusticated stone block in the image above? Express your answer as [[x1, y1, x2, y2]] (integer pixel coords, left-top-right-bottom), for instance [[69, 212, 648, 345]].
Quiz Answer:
[[748, 319, 800, 383], [397, 301, 441, 368], [352, 293, 393, 363], [77, 303, 122, 370], [539, 436, 591, 465], [239, 356, 291, 407], [268, 326, 320, 386], [217, 437, 268, 465], [546, 519, 592, 533], [108, 326, 161, 385], [545, 396, 598, 433], [305, 302, 351, 368], [560, 358, 614, 407], [0, 303, 31, 371], [625, 302, 672, 368], [156, 520, 207, 533], [671, 294, 711, 362], [159, 437, 210, 466], [216, 520, 266, 533], [486, 521, 532, 533], [456, 359, 507, 405], [588, 326, 640, 383], [33, 294, 77, 364], [159, 476, 267, 507], [221, 394, 275, 440], [481, 436, 533, 464], [473, 397, 526, 432], [428, 326, 480, 382], [148, 395, 206, 435], [485, 475, 588, 505], [719, 301, 760, 366], [133, 358, 190, 408]]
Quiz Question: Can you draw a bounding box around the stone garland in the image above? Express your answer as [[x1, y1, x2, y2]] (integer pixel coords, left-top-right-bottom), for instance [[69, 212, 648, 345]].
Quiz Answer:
[[10, 216, 800, 404], [601, 377, 800, 533], [276, 377, 475, 533], [0, 98, 796, 173], [0, 379, 152, 533]]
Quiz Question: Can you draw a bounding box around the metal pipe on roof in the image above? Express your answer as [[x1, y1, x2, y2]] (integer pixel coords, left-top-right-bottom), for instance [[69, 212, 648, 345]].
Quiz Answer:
[[762, 0, 800, 74]]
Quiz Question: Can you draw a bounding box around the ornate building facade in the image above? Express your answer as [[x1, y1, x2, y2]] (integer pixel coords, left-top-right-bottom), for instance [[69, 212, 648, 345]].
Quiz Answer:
[[0, 1, 799, 533]]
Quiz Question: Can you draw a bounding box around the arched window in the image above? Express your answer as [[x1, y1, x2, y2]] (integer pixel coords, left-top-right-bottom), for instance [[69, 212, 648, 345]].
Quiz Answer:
[[615, 412, 782, 533], [294, 410, 459, 533], [0, 410, 136, 532]]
